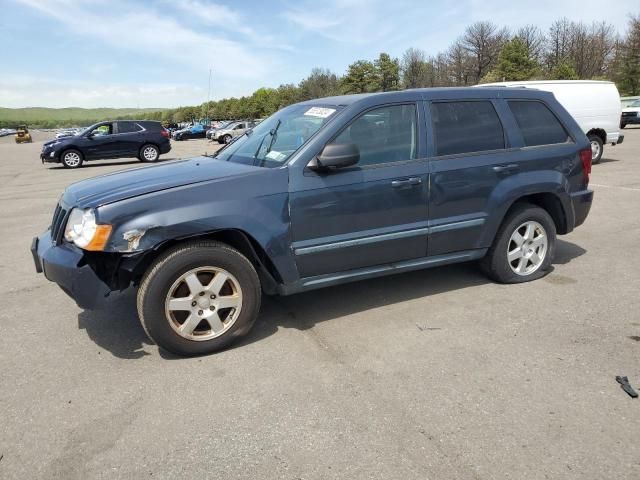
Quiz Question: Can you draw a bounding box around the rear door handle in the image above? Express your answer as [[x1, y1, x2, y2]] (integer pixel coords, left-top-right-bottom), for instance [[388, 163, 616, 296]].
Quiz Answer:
[[391, 177, 422, 188], [492, 164, 519, 174]]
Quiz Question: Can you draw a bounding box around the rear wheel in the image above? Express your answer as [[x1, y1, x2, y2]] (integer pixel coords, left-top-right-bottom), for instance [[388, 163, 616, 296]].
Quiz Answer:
[[61, 149, 83, 169], [137, 241, 261, 356], [620, 123, 627, 129], [588, 134, 604, 164], [139, 144, 160, 162], [480, 204, 556, 283]]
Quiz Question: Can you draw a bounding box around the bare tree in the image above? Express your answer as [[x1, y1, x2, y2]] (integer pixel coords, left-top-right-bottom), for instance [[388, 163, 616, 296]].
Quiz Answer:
[[401, 48, 430, 88], [447, 40, 473, 85], [517, 24, 545, 62], [461, 21, 510, 82]]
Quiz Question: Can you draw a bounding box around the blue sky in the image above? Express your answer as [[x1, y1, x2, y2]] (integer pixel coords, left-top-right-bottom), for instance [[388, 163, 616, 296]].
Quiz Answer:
[[1, 0, 637, 108]]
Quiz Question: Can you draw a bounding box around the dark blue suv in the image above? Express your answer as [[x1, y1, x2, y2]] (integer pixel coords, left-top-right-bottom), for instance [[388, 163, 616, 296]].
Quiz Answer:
[[41, 120, 171, 168], [31, 88, 593, 356]]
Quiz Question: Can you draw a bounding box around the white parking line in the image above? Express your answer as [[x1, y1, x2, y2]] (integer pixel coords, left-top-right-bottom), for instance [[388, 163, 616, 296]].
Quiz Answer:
[[590, 183, 640, 192]]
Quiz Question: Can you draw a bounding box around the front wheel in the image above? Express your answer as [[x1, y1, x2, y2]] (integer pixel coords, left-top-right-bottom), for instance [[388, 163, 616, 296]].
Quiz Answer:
[[137, 241, 261, 356], [588, 134, 604, 164], [223, 134, 232, 144], [61, 149, 83, 168], [480, 204, 556, 283], [139, 144, 160, 162]]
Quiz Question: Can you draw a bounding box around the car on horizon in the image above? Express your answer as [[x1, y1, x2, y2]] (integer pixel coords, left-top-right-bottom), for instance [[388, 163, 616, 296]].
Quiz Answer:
[[32, 88, 594, 356], [206, 121, 233, 140], [40, 120, 171, 168]]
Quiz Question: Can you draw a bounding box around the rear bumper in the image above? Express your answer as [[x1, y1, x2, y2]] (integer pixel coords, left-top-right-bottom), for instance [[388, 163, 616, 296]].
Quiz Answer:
[[160, 142, 171, 154], [570, 189, 594, 229], [31, 232, 110, 309]]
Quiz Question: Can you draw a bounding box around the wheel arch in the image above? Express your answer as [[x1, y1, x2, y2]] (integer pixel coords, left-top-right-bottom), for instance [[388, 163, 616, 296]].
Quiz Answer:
[[586, 128, 606, 144], [121, 228, 283, 295]]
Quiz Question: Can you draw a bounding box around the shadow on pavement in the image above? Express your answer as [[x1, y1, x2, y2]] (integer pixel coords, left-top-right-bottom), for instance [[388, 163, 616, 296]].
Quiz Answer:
[[77, 239, 587, 359]]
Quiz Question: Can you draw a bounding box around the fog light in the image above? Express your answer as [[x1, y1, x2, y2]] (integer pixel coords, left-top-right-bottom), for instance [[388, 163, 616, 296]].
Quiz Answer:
[[49, 152, 55, 158]]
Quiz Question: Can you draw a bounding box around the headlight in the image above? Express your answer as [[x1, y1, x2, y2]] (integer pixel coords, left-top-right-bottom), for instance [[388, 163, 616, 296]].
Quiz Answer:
[[63, 208, 112, 251]]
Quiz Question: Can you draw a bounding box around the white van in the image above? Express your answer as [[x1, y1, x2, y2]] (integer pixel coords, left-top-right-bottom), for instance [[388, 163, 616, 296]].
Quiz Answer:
[[479, 80, 623, 163]]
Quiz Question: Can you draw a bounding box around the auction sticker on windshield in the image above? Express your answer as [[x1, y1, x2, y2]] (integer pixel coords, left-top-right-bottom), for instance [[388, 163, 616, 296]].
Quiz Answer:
[[304, 107, 336, 118]]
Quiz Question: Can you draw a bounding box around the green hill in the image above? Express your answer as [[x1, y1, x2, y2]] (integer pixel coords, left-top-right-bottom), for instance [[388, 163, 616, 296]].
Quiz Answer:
[[0, 107, 166, 128]]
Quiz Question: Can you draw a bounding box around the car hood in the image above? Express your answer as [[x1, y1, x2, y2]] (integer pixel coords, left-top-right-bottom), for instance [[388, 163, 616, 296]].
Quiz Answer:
[[63, 156, 265, 208], [44, 136, 75, 148], [622, 107, 640, 113]]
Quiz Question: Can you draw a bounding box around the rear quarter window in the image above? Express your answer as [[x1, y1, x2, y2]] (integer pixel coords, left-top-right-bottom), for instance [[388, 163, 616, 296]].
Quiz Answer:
[[118, 122, 143, 134], [508, 101, 571, 147], [431, 101, 505, 156]]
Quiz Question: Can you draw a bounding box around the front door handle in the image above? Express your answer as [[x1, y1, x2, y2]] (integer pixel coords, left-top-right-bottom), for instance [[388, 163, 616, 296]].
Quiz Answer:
[[391, 177, 422, 188], [492, 164, 520, 174]]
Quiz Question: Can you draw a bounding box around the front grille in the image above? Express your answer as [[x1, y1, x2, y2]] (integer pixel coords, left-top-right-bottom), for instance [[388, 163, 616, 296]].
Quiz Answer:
[[50, 204, 68, 244], [622, 112, 637, 118]]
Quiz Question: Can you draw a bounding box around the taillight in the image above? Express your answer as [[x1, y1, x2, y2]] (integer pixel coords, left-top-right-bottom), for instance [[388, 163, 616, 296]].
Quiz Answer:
[[579, 148, 591, 185], [161, 128, 170, 138]]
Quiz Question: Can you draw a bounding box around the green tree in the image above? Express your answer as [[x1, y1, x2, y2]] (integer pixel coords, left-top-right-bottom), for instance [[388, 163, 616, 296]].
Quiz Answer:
[[549, 61, 579, 80], [375, 53, 401, 91], [341, 60, 380, 94], [613, 14, 640, 95], [299, 68, 340, 100], [486, 37, 539, 81]]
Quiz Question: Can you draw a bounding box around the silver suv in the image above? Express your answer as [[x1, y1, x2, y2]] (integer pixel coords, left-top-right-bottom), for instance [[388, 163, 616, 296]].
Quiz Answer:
[[211, 121, 254, 144]]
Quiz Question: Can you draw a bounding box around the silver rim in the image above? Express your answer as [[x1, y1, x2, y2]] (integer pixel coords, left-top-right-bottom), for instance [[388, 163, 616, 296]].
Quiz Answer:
[[165, 266, 242, 341], [507, 220, 548, 276], [591, 140, 601, 161], [224, 135, 231, 144], [64, 152, 81, 167], [143, 146, 158, 161]]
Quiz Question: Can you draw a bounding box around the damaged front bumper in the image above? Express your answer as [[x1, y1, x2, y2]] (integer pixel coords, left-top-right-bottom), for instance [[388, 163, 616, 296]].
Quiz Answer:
[[31, 231, 111, 309]]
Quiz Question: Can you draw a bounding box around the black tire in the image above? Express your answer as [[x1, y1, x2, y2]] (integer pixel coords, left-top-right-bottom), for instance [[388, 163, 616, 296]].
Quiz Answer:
[[61, 149, 84, 169], [620, 123, 626, 129], [139, 143, 160, 163], [480, 203, 556, 284], [588, 134, 604, 164], [223, 134, 232, 144], [137, 241, 261, 356]]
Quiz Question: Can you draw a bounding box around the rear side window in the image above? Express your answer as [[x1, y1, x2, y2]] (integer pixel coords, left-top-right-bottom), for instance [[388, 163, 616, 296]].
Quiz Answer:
[[431, 101, 505, 156], [508, 101, 570, 146], [334, 104, 417, 167], [118, 122, 143, 134]]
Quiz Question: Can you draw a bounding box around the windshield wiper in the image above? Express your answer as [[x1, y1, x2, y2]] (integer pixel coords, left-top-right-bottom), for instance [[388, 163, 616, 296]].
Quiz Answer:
[[252, 120, 281, 164]]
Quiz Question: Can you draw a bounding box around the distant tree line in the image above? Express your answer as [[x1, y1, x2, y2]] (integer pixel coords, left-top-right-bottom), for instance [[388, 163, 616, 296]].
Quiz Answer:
[[3, 14, 638, 128]]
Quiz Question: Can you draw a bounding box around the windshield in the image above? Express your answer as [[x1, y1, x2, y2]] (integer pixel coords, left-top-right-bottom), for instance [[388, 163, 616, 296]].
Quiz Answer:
[[212, 104, 341, 168], [630, 100, 640, 107]]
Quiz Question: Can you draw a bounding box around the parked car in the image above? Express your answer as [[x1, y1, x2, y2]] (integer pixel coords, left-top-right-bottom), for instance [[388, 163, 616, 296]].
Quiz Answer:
[[206, 121, 232, 140], [0, 128, 17, 137], [173, 124, 209, 141], [479, 80, 623, 164], [211, 121, 253, 144], [32, 88, 593, 356], [621, 99, 640, 128], [40, 120, 171, 168]]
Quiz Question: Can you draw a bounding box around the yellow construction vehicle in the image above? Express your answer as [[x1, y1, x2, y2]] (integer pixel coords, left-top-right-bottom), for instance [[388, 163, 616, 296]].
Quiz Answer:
[[15, 125, 32, 144]]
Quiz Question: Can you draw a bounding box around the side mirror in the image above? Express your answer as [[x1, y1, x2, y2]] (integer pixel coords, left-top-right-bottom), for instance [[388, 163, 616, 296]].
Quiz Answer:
[[310, 143, 360, 171]]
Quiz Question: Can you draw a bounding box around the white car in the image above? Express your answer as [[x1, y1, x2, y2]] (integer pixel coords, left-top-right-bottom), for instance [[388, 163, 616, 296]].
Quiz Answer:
[[479, 80, 623, 163], [621, 99, 640, 129]]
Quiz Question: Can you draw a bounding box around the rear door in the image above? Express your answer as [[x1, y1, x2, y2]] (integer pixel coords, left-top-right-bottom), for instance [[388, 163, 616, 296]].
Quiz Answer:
[[426, 99, 512, 256], [115, 121, 144, 156], [289, 103, 429, 278]]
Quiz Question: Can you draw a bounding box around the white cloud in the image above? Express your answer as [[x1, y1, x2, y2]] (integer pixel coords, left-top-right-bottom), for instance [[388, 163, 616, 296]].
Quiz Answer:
[[0, 74, 206, 108], [16, 0, 275, 78]]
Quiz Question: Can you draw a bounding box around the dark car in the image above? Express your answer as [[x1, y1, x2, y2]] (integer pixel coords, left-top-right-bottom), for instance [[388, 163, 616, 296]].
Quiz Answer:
[[173, 124, 209, 141], [41, 120, 171, 168], [32, 88, 593, 356]]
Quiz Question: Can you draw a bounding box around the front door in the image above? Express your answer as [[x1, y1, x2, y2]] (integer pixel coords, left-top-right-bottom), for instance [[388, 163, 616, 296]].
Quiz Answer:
[[84, 122, 120, 159], [289, 103, 429, 278]]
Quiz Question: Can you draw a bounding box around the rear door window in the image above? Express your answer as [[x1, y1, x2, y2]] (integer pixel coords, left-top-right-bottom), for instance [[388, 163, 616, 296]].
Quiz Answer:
[[117, 122, 143, 134], [430, 101, 505, 156], [507, 101, 570, 146]]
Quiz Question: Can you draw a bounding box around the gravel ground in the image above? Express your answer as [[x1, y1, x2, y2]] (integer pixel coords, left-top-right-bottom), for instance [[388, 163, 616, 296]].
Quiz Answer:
[[0, 128, 639, 479]]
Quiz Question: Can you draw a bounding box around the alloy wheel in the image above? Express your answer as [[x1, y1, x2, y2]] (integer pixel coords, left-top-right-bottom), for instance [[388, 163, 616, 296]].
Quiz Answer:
[[164, 266, 242, 341], [507, 221, 548, 276]]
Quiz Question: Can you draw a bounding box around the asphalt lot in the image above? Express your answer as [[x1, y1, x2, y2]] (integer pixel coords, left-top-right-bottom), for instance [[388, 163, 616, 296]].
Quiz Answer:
[[1, 129, 639, 479]]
